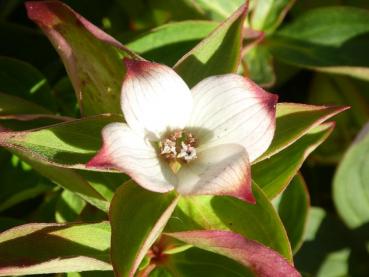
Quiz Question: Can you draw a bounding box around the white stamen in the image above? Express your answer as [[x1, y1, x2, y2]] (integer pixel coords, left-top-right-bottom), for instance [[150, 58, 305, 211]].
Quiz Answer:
[[161, 139, 177, 156], [177, 142, 197, 162]]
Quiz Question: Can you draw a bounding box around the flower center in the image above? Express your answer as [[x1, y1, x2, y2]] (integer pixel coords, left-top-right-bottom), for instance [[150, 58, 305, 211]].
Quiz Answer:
[[159, 130, 198, 165]]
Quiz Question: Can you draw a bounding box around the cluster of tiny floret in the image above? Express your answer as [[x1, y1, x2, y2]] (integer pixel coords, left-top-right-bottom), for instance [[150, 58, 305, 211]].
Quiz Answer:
[[160, 131, 197, 163]]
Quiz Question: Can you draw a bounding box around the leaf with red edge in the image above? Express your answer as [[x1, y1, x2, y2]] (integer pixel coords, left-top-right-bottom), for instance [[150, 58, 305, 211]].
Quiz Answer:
[[255, 103, 349, 163], [26, 0, 140, 115], [251, 0, 296, 34], [0, 115, 128, 211], [253, 122, 336, 199], [166, 230, 301, 277], [166, 184, 293, 261], [0, 114, 123, 168]]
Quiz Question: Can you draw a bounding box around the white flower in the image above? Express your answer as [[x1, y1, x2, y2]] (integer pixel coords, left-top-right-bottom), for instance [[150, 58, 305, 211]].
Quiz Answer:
[[87, 59, 278, 203]]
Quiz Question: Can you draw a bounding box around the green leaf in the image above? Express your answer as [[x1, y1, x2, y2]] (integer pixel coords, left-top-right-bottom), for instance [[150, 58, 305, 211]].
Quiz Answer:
[[26, 0, 139, 115], [289, 0, 340, 17], [55, 189, 87, 223], [277, 7, 369, 46], [192, 0, 245, 21], [308, 74, 369, 163], [253, 122, 335, 198], [150, 267, 173, 277], [174, 3, 247, 87], [333, 122, 369, 228], [0, 114, 123, 167], [256, 103, 348, 162], [167, 230, 300, 276], [156, 247, 252, 277], [0, 115, 129, 211], [270, 7, 369, 81], [79, 170, 128, 202], [140, 0, 207, 24], [0, 222, 111, 276], [250, 0, 295, 33], [110, 181, 179, 277], [2, 149, 109, 212], [127, 21, 217, 66], [166, 184, 292, 261], [274, 174, 310, 253], [244, 44, 276, 87]]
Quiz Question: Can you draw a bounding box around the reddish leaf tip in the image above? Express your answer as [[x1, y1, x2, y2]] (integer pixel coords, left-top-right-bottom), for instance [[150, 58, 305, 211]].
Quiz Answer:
[[25, 1, 59, 27], [339, 105, 351, 112]]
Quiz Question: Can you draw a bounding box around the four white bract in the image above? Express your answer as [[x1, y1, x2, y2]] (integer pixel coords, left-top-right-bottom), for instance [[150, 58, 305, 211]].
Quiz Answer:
[[88, 59, 278, 203]]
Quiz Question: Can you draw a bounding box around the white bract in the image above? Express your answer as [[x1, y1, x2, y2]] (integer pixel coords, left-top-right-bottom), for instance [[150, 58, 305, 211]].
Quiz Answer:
[[87, 59, 278, 203]]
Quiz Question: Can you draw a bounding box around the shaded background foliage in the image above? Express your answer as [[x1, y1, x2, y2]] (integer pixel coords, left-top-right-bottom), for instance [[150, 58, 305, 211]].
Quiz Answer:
[[0, 0, 369, 276]]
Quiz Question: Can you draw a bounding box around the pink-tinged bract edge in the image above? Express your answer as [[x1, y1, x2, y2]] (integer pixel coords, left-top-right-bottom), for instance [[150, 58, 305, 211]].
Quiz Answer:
[[246, 76, 279, 162], [86, 127, 175, 194], [86, 144, 116, 170], [123, 57, 154, 77], [231, 176, 255, 204], [201, 169, 256, 204]]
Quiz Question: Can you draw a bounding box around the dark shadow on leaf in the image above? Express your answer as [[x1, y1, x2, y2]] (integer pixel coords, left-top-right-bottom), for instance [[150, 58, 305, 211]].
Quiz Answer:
[[139, 40, 204, 67], [295, 212, 369, 276]]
